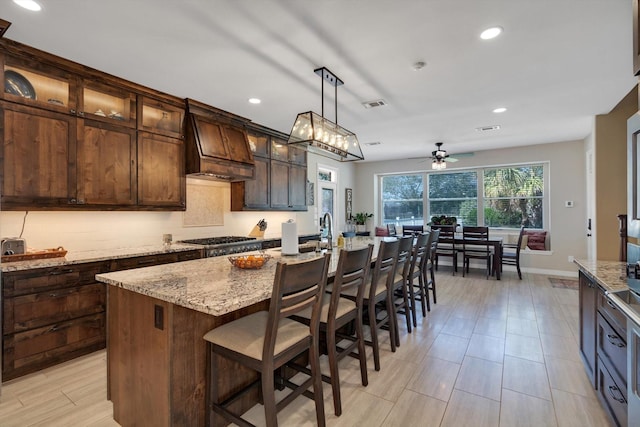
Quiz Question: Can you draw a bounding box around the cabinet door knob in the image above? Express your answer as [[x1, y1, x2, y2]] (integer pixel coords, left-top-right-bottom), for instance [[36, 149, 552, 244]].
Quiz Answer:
[[78, 111, 85, 117], [69, 198, 77, 204], [70, 109, 76, 115]]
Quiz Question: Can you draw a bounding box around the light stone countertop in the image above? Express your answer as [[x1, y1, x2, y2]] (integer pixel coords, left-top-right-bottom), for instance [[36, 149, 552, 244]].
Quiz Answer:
[[96, 237, 386, 317], [0, 243, 204, 273], [573, 259, 629, 292]]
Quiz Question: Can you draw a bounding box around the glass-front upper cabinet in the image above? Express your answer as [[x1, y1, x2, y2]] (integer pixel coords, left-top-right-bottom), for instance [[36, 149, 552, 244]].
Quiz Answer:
[[139, 96, 184, 138], [79, 81, 136, 127], [271, 137, 289, 162], [247, 131, 269, 158], [289, 145, 307, 165], [2, 60, 74, 113]]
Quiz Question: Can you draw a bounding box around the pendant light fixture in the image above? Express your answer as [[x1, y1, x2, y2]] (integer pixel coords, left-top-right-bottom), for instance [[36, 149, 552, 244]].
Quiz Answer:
[[287, 67, 364, 162]]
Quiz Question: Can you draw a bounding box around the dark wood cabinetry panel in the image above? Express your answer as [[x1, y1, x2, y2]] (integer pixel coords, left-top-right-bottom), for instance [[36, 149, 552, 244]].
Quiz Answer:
[[77, 120, 137, 206], [232, 125, 307, 212], [0, 38, 186, 211], [579, 271, 598, 386], [138, 132, 185, 208], [270, 159, 290, 209], [224, 124, 253, 164], [1, 102, 76, 207], [289, 162, 307, 209], [1, 250, 202, 381], [231, 156, 269, 210]]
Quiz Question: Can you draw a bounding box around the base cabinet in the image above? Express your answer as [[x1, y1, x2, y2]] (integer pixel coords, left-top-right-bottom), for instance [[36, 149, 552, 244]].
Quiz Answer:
[[1, 249, 202, 381], [580, 271, 598, 386]]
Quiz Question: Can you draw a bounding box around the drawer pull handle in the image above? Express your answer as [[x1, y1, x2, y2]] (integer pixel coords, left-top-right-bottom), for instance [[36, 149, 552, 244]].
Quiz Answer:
[[607, 334, 626, 348], [137, 259, 158, 265], [49, 325, 59, 332], [49, 269, 74, 276], [608, 385, 626, 403], [606, 299, 618, 309]]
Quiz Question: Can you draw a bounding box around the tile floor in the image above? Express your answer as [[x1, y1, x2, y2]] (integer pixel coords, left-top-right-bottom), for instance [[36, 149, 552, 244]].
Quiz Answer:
[[0, 271, 613, 426]]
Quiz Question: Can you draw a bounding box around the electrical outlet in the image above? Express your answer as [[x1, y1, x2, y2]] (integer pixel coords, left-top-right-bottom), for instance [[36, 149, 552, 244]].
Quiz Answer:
[[568, 255, 575, 263]]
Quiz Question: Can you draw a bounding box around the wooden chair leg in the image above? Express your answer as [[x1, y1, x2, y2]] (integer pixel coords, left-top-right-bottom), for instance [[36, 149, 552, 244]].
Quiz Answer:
[[262, 368, 277, 427], [430, 266, 437, 304], [386, 297, 398, 351], [369, 301, 381, 371], [327, 327, 341, 416], [402, 284, 412, 334], [355, 314, 368, 386], [309, 339, 326, 427], [408, 278, 418, 327]]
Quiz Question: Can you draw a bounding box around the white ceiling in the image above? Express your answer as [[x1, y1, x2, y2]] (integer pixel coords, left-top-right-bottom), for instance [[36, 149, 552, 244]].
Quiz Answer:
[[2, 0, 637, 162]]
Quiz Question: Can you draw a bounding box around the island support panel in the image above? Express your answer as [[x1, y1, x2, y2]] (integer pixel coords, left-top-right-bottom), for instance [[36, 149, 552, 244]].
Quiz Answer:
[[107, 286, 268, 426]]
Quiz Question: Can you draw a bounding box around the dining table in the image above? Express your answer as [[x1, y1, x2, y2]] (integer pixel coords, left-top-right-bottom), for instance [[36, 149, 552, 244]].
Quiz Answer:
[[436, 234, 503, 280]]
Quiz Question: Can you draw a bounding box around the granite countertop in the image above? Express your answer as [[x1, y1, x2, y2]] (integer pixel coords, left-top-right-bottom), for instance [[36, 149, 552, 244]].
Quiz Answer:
[[573, 258, 629, 292], [96, 236, 385, 317], [0, 243, 203, 273]]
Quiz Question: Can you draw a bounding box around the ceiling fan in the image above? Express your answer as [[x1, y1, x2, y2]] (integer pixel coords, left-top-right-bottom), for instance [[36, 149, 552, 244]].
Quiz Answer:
[[410, 142, 474, 169]]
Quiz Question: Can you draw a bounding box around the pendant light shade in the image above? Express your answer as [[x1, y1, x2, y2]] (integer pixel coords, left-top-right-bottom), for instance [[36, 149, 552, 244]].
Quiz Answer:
[[287, 67, 364, 162]]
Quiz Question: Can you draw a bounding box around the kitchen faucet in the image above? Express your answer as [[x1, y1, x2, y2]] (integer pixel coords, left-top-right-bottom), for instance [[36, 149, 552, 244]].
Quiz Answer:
[[321, 212, 333, 251]]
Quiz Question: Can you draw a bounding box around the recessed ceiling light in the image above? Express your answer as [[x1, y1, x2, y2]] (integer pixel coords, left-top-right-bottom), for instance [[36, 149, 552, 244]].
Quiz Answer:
[[480, 26, 503, 40], [13, 0, 41, 11], [248, 98, 261, 104], [493, 107, 507, 113], [412, 61, 426, 71]]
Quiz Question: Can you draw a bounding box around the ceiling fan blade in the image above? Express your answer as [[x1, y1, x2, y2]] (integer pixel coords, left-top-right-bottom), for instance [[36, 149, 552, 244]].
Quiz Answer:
[[447, 157, 459, 162]]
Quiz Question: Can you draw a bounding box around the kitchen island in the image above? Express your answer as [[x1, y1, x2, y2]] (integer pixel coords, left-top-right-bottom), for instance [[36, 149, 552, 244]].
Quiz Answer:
[[95, 237, 384, 427]]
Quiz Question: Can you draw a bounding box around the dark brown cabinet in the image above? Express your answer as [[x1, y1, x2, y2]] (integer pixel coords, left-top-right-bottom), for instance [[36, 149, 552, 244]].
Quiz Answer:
[[0, 38, 186, 211], [138, 132, 185, 208], [77, 119, 137, 206], [1, 102, 77, 206], [231, 127, 307, 211], [2, 261, 110, 381], [2, 248, 202, 381], [579, 271, 598, 386]]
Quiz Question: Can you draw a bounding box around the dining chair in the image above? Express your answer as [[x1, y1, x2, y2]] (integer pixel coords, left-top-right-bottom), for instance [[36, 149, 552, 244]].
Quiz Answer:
[[461, 226, 493, 278], [391, 236, 415, 341], [501, 225, 526, 279], [405, 232, 430, 327], [431, 224, 458, 274], [387, 223, 398, 236], [425, 228, 440, 310], [203, 254, 330, 427], [402, 225, 424, 236], [292, 245, 374, 416], [341, 239, 400, 371]]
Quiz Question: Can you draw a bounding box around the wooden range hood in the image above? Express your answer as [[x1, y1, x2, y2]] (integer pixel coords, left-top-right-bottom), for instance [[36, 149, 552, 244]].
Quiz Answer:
[[185, 99, 255, 182]]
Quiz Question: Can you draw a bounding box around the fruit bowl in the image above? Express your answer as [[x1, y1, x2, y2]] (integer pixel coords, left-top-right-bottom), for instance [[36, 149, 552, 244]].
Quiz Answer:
[[228, 253, 272, 269]]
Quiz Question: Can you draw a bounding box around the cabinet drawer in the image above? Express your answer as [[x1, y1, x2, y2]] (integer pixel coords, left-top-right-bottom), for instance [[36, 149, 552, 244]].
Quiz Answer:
[[4, 283, 105, 334], [3, 313, 105, 381], [110, 253, 180, 271], [176, 249, 202, 262], [597, 313, 627, 390], [597, 357, 628, 427], [2, 262, 109, 297], [598, 291, 627, 337]]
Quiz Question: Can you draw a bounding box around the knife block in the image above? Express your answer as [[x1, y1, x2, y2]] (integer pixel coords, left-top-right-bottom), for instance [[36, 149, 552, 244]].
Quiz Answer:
[[248, 225, 265, 238]]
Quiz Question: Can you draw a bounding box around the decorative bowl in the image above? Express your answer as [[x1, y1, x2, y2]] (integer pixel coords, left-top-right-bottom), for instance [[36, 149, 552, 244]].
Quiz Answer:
[[228, 253, 271, 269]]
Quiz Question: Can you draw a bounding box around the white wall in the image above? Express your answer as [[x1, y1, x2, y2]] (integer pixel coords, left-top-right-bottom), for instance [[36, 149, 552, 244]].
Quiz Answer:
[[0, 152, 356, 252], [353, 139, 589, 275]]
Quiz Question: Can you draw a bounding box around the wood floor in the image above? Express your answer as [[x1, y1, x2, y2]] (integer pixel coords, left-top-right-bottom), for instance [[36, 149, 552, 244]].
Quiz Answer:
[[0, 271, 612, 426]]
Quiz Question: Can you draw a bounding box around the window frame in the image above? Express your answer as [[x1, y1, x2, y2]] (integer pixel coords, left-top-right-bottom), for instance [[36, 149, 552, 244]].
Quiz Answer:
[[377, 161, 550, 231]]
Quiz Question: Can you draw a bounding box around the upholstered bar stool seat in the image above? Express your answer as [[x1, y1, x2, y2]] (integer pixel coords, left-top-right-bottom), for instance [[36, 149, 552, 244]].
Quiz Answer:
[[204, 254, 330, 427]]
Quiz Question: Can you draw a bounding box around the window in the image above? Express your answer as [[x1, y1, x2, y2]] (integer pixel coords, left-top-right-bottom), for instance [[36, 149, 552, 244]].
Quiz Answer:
[[378, 162, 547, 230], [428, 171, 478, 226], [381, 174, 424, 226], [318, 165, 337, 231], [483, 165, 544, 228]]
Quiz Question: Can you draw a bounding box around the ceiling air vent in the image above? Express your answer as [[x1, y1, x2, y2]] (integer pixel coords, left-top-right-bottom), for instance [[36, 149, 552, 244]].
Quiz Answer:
[[364, 142, 381, 146], [475, 125, 501, 132], [362, 99, 387, 109]]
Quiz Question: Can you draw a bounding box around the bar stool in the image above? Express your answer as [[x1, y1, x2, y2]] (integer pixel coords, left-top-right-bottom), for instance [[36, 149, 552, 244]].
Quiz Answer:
[[424, 229, 440, 311], [341, 239, 400, 371], [203, 254, 330, 427], [406, 232, 430, 327], [391, 236, 415, 343], [292, 245, 374, 416]]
